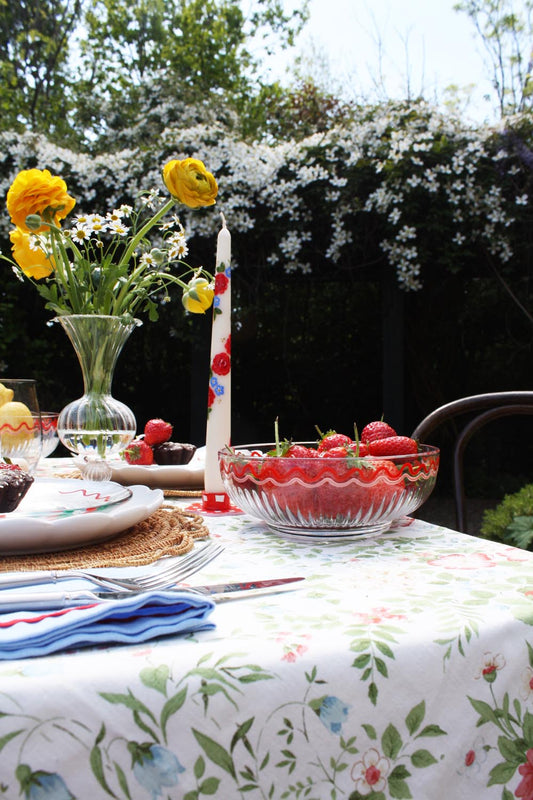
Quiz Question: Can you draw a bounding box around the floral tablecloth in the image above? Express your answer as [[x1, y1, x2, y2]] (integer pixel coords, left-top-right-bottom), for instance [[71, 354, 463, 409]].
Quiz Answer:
[[1, 508, 533, 800]]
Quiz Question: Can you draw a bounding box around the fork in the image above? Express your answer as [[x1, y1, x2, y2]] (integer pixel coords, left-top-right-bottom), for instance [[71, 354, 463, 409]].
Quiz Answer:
[[0, 541, 224, 593]]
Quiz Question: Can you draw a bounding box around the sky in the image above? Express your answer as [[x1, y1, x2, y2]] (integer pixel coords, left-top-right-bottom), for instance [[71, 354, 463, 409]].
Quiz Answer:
[[262, 0, 498, 123]]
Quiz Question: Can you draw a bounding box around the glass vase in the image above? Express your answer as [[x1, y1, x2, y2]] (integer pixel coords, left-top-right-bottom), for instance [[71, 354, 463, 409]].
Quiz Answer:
[[54, 314, 141, 480]]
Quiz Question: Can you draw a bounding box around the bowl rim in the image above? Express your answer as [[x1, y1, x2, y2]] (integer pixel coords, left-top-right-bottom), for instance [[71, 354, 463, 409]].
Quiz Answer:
[[219, 442, 440, 461]]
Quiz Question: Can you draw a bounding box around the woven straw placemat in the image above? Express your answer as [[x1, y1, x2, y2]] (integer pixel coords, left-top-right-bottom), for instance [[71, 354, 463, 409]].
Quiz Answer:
[[0, 505, 210, 572]]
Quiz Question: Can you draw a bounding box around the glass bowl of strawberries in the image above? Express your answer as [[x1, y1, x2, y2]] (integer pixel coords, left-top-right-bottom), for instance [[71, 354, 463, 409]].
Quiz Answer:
[[218, 423, 439, 541]]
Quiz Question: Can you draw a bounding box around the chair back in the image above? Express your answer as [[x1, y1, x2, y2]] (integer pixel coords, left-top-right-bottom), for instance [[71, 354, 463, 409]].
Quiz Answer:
[[411, 392, 533, 532]]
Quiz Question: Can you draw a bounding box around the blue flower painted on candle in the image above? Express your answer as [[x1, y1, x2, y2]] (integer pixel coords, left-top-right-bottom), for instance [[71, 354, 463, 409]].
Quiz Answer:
[[311, 695, 351, 734], [129, 742, 185, 798], [16, 764, 75, 800], [210, 376, 225, 396]]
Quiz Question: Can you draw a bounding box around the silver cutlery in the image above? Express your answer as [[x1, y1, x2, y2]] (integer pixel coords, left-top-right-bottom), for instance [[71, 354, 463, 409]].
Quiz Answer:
[[0, 541, 224, 593], [0, 577, 305, 611]]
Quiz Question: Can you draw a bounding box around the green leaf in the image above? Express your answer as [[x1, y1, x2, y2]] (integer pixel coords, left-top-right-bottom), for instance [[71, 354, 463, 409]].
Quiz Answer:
[[410, 749, 438, 768], [362, 723, 377, 740], [524, 710, 533, 747], [352, 654, 371, 669], [114, 761, 131, 799], [375, 640, 395, 659], [416, 724, 447, 738], [231, 718, 255, 752], [368, 682, 378, 706], [488, 761, 518, 786], [140, 665, 169, 695], [375, 657, 389, 678], [382, 724, 403, 759], [389, 765, 411, 779], [405, 701, 425, 736], [468, 696, 499, 726], [388, 776, 412, 799], [90, 745, 117, 797], [0, 729, 24, 753], [498, 735, 526, 764], [193, 729, 236, 778], [161, 688, 187, 738], [194, 756, 206, 779], [198, 777, 220, 795], [100, 690, 157, 724]]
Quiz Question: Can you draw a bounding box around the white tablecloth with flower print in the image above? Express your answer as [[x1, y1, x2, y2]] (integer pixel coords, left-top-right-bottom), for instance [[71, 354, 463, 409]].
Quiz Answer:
[[1, 507, 533, 800]]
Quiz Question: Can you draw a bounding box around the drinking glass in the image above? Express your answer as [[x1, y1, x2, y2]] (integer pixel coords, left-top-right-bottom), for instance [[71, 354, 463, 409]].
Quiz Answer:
[[0, 378, 42, 473], [40, 412, 60, 458]]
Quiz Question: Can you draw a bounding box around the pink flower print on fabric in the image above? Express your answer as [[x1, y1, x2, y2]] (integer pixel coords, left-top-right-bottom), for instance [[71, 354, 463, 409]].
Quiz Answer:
[[351, 748, 390, 795], [426, 552, 498, 570], [520, 666, 533, 701], [352, 606, 406, 625], [457, 735, 488, 775], [475, 651, 506, 683], [516, 749, 533, 799], [276, 632, 310, 662]]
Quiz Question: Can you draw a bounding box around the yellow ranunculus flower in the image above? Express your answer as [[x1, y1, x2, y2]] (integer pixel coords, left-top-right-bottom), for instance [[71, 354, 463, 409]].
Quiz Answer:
[[7, 168, 76, 232], [163, 158, 218, 208], [182, 277, 214, 314], [9, 228, 55, 279]]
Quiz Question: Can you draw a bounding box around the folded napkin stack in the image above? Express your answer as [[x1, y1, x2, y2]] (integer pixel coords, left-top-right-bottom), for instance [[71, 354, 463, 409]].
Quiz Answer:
[[0, 591, 216, 660]]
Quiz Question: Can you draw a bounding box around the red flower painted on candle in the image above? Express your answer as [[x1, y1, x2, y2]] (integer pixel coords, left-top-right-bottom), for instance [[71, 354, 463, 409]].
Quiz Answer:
[[212, 352, 231, 376], [215, 272, 229, 295], [225, 335, 231, 354], [207, 386, 216, 407]]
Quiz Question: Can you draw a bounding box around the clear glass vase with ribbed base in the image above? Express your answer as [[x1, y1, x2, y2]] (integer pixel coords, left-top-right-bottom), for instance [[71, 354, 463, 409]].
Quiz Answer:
[[54, 314, 141, 480]]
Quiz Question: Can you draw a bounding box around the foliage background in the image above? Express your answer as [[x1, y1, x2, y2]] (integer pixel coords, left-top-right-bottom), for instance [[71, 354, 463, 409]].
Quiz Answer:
[[2, 0, 533, 504]]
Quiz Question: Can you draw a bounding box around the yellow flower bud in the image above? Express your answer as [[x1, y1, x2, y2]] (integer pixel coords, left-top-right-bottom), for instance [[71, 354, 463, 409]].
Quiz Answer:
[[182, 277, 214, 314], [163, 158, 218, 209], [9, 228, 55, 279]]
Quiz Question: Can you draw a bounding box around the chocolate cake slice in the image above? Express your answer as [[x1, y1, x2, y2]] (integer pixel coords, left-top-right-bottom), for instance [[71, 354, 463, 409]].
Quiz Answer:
[[0, 464, 34, 512], [152, 442, 196, 466]]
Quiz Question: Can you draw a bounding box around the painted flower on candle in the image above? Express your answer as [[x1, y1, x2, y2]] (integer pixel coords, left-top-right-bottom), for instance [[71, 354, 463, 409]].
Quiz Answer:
[[214, 271, 229, 294], [212, 351, 231, 375]]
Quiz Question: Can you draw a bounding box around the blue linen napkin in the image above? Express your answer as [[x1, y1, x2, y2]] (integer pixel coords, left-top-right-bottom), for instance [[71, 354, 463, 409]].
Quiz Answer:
[[0, 590, 216, 660]]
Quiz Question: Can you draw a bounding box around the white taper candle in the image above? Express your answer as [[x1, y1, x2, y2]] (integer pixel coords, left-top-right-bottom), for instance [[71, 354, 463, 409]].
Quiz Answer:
[[203, 213, 231, 509]]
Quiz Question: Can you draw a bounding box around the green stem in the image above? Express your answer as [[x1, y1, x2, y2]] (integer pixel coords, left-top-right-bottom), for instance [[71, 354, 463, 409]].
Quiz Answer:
[[117, 198, 176, 268]]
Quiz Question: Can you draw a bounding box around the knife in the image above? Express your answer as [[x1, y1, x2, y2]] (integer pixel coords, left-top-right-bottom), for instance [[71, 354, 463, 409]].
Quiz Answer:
[[0, 577, 305, 612]]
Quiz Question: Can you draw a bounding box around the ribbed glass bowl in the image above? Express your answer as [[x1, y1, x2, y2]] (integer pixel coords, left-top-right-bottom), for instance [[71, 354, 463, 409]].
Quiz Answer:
[[219, 443, 440, 542]]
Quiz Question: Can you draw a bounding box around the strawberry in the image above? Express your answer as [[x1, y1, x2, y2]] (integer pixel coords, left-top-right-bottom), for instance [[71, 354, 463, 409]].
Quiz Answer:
[[124, 438, 154, 465], [317, 430, 353, 452], [367, 436, 418, 457], [361, 420, 397, 444], [144, 418, 173, 446], [285, 444, 318, 458]]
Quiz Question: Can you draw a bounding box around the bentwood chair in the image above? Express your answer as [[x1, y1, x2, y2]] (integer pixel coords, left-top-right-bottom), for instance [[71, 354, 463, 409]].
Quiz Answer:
[[411, 391, 533, 533]]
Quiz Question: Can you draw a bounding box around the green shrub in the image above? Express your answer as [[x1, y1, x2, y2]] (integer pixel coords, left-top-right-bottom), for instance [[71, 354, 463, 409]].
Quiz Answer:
[[480, 484, 533, 550]]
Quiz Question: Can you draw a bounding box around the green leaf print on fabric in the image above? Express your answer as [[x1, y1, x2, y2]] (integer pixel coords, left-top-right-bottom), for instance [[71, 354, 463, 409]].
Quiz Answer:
[[468, 641, 533, 799]]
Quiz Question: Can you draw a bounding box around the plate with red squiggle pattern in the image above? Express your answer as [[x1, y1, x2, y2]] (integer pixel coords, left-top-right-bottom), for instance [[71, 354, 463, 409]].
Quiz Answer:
[[0, 479, 163, 554]]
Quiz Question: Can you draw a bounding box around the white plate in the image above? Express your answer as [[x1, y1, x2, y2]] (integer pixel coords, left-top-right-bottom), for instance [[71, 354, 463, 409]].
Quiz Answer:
[[0, 483, 164, 555], [109, 447, 205, 489], [5, 478, 132, 519]]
